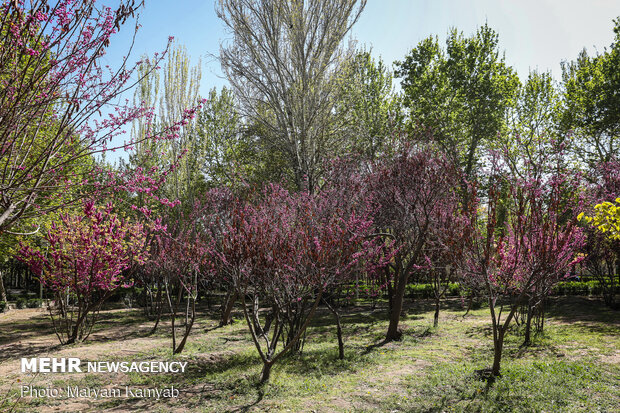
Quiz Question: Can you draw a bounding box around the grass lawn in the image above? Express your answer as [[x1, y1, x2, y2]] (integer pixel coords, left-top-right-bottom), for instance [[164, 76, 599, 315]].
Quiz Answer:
[[0, 296, 618, 412]]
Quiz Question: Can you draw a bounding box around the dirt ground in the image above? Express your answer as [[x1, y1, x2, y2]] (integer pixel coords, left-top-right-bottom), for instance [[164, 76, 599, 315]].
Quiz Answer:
[[0, 297, 618, 412]]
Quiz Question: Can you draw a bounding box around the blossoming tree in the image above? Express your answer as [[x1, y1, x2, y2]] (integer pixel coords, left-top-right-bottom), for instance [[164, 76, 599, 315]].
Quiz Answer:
[[367, 145, 462, 341], [18, 201, 150, 344], [0, 0, 205, 231], [463, 150, 585, 376], [211, 183, 381, 382], [0, 0, 203, 307]]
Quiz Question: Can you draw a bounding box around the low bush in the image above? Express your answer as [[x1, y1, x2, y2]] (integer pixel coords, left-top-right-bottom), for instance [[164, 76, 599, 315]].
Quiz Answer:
[[26, 298, 43, 308], [404, 283, 461, 298], [398, 280, 617, 299], [15, 297, 27, 309], [552, 280, 611, 296]]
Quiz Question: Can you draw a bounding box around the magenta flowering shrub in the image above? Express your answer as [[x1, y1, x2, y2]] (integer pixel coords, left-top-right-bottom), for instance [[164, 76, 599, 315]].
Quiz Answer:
[[18, 200, 150, 344], [491, 174, 585, 294], [207, 182, 383, 382], [461, 147, 585, 375], [366, 144, 464, 341], [143, 200, 217, 354]]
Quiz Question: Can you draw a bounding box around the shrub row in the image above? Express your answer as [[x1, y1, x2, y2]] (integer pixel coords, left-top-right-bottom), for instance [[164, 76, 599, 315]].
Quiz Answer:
[[14, 298, 44, 309], [401, 280, 617, 299], [551, 280, 617, 296], [340, 280, 617, 300], [404, 283, 462, 299], [4, 281, 616, 311]]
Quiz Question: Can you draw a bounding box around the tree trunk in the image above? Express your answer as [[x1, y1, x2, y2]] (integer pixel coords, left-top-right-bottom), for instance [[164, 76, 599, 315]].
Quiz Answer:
[[386, 270, 408, 341], [150, 284, 163, 335], [262, 308, 275, 336], [463, 294, 474, 317], [385, 266, 394, 314], [523, 303, 533, 346], [323, 298, 344, 359], [260, 362, 272, 383], [537, 300, 546, 335], [244, 291, 323, 383], [0, 270, 8, 311], [433, 296, 440, 328], [142, 285, 149, 317], [67, 314, 86, 345], [150, 303, 163, 335], [334, 312, 344, 359], [165, 281, 178, 353], [219, 290, 237, 327], [491, 328, 505, 376], [173, 320, 194, 354], [173, 272, 197, 354]]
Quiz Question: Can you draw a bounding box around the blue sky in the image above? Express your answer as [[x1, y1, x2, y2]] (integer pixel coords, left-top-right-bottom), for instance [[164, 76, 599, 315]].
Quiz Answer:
[[105, 0, 619, 97]]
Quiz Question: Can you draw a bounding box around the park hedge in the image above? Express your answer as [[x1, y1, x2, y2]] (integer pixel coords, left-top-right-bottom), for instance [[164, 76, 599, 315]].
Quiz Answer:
[[400, 280, 616, 299]]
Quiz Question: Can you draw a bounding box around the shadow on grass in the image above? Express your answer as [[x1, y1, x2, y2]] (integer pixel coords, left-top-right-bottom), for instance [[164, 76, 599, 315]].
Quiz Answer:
[[361, 325, 436, 355], [186, 353, 258, 379], [0, 341, 63, 362], [229, 386, 265, 413], [545, 296, 620, 326], [185, 353, 270, 413], [282, 346, 365, 377], [363, 338, 391, 354], [0, 316, 57, 346], [464, 324, 493, 339], [511, 341, 565, 360]]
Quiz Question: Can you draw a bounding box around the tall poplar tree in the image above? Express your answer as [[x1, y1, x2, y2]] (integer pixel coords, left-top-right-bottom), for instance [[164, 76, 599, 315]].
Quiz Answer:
[[396, 24, 520, 181], [217, 0, 367, 192]]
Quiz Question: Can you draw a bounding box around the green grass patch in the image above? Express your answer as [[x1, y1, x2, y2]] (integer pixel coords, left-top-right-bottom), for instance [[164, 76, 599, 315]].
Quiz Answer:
[[1, 296, 618, 412]]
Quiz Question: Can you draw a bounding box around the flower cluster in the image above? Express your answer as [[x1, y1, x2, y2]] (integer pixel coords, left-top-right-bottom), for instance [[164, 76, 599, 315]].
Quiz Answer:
[[18, 201, 150, 295]]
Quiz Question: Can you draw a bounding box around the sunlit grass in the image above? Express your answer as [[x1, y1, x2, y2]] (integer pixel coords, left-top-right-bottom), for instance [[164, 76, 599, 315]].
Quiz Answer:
[[1, 296, 618, 412]]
